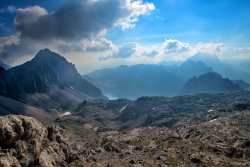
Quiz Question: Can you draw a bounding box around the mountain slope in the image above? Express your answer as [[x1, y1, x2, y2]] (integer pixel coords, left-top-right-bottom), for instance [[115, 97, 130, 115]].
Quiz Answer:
[[0, 49, 106, 109], [0, 95, 57, 125], [178, 72, 243, 95], [232, 80, 250, 90], [83, 64, 185, 99]]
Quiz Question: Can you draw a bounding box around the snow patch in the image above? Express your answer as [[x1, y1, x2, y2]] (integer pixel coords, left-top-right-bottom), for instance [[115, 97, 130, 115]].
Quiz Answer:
[[208, 110, 214, 112], [152, 108, 156, 110], [60, 111, 72, 117], [209, 119, 217, 123], [120, 105, 126, 112], [71, 87, 74, 90]]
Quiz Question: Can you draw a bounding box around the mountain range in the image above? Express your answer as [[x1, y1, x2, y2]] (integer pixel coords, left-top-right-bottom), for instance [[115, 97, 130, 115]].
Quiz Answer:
[[188, 52, 250, 83], [83, 64, 186, 99], [84, 55, 247, 99], [0, 49, 107, 119]]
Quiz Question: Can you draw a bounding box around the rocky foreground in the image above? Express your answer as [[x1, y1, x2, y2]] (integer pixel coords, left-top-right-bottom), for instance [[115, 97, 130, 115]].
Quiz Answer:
[[0, 111, 250, 167]]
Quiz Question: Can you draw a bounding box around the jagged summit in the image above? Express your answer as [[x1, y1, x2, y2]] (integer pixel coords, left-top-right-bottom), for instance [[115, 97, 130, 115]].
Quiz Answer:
[[32, 48, 67, 63]]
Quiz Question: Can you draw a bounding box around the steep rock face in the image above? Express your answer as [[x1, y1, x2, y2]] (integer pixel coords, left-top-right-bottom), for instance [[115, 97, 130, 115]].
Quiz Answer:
[[0, 115, 70, 167], [178, 72, 243, 95], [8, 49, 104, 98], [0, 67, 19, 98]]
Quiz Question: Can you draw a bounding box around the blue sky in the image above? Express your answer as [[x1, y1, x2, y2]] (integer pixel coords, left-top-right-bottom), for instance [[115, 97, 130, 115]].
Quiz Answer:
[[0, 0, 250, 74]]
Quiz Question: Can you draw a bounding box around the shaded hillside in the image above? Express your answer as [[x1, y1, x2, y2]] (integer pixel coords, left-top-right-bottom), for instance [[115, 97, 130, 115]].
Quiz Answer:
[[161, 60, 214, 81], [233, 80, 250, 90], [178, 72, 242, 95], [0, 95, 58, 125], [0, 49, 106, 109], [83, 64, 185, 99], [188, 52, 250, 83]]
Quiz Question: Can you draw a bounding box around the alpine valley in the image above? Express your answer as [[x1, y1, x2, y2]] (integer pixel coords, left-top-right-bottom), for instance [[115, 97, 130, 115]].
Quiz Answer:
[[0, 49, 250, 167]]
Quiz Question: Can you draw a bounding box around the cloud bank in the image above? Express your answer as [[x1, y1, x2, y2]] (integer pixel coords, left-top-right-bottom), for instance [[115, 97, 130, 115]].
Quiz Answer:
[[13, 0, 155, 41]]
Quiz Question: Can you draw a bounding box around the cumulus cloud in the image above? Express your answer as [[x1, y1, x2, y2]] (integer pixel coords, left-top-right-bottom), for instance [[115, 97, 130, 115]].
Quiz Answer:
[[13, 0, 155, 41], [0, 37, 39, 61], [83, 38, 116, 52], [99, 42, 137, 60], [162, 39, 190, 54], [141, 50, 159, 57], [195, 42, 225, 55], [57, 38, 116, 53]]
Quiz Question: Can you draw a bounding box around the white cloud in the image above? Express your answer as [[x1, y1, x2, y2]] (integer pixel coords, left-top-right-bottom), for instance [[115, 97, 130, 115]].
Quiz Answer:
[[195, 42, 225, 55], [57, 38, 117, 53], [162, 39, 191, 54], [99, 42, 137, 60]]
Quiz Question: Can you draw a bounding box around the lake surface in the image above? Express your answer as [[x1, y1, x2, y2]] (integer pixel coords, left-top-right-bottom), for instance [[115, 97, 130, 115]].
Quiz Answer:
[[103, 93, 119, 100]]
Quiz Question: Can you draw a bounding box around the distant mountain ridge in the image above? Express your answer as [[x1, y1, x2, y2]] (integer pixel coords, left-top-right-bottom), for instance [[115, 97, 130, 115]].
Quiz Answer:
[[188, 52, 250, 83], [161, 60, 214, 81], [178, 72, 243, 95], [0, 49, 106, 109], [232, 80, 250, 90], [83, 64, 185, 99]]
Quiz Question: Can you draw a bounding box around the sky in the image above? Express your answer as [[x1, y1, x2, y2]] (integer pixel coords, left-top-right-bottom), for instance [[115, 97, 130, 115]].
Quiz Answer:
[[0, 0, 250, 74]]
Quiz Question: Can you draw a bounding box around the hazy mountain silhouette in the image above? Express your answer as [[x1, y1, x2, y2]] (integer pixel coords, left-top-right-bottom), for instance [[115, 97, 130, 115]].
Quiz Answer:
[[232, 80, 250, 90], [157, 60, 184, 66], [232, 63, 250, 74], [86, 66, 118, 78], [0, 49, 106, 109], [188, 52, 250, 83], [83, 64, 185, 99], [178, 72, 243, 95], [0, 60, 12, 70], [161, 60, 214, 81]]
